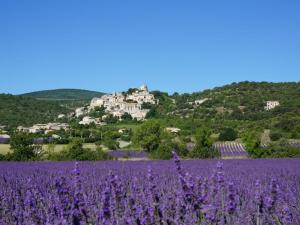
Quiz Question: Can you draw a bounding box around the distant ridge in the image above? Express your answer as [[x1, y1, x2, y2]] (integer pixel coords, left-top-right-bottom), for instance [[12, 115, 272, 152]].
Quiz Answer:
[[1, 81, 299, 128], [20, 89, 105, 101]]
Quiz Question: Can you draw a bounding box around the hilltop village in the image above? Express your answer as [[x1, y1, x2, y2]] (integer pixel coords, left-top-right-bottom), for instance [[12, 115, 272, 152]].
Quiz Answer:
[[76, 85, 157, 125]]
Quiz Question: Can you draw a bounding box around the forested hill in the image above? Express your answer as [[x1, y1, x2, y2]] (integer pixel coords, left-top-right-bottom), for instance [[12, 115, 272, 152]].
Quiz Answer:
[[185, 81, 300, 110], [1, 82, 300, 132], [21, 89, 104, 101], [149, 82, 300, 140], [157, 81, 300, 117], [0, 94, 69, 128]]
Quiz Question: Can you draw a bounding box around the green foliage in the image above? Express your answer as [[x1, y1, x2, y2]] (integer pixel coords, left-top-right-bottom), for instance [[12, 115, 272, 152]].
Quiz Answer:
[[242, 130, 261, 155], [275, 117, 300, 132], [0, 154, 6, 161], [219, 128, 238, 141], [121, 113, 133, 121], [21, 89, 104, 101], [141, 102, 153, 110], [89, 106, 106, 118], [171, 140, 189, 157], [2, 81, 300, 160], [104, 114, 119, 124], [146, 107, 159, 119], [10, 132, 36, 161], [45, 138, 112, 161], [0, 94, 69, 128], [97, 129, 120, 150], [133, 120, 161, 152], [269, 131, 283, 141], [195, 129, 213, 148], [103, 138, 119, 150], [150, 133, 188, 159], [150, 144, 173, 160], [249, 145, 300, 158], [66, 138, 85, 159], [188, 128, 219, 159], [119, 131, 132, 142], [150, 91, 175, 116], [188, 146, 220, 159]]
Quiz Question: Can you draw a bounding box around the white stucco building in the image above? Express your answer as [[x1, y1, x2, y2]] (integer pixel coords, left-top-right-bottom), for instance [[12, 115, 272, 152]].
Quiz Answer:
[[79, 116, 105, 125], [264, 101, 280, 110], [166, 127, 181, 134], [18, 123, 70, 134], [75, 107, 87, 118], [195, 98, 209, 105], [87, 85, 156, 121]]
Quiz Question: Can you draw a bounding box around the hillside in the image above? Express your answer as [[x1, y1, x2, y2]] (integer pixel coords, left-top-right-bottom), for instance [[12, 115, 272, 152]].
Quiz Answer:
[[0, 94, 69, 128], [149, 81, 300, 140], [170, 81, 300, 116], [21, 89, 104, 101], [1, 82, 300, 138]]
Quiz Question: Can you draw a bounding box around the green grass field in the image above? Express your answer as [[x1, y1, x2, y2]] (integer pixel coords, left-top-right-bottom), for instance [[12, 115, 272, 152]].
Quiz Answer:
[[0, 142, 137, 156], [0, 144, 11, 154], [0, 143, 101, 155], [43, 143, 99, 152]]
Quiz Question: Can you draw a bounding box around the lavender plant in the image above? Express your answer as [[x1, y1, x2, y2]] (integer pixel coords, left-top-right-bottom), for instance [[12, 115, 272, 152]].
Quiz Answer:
[[0, 157, 299, 224]]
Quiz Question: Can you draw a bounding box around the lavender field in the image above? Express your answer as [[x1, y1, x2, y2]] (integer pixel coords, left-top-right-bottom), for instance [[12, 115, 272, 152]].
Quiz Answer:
[[213, 142, 248, 158], [0, 156, 299, 225]]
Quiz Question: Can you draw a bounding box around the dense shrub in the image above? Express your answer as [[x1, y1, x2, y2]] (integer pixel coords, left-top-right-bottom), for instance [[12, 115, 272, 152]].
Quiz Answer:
[[270, 131, 283, 141], [45, 138, 112, 161], [133, 120, 161, 152], [10, 132, 36, 161], [250, 146, 300, 158], [219, 128, 238, 141]]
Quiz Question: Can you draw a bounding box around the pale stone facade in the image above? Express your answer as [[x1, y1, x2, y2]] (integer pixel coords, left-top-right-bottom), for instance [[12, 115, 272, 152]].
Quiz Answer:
[[166, 127, 181, 134], [195, 98, 209, 105], [79, 116, 105, 126], [58, 114, 65, 119], [264, 101, 280, 110], [88, 85, 156, 121], [75, 107, 86, 118], [18, 123, 70, 134]]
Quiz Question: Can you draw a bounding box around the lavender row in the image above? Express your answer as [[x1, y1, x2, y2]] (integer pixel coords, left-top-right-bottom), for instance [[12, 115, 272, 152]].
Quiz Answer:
[[213, 142, 248, 157], [0, 157, 299, 224]]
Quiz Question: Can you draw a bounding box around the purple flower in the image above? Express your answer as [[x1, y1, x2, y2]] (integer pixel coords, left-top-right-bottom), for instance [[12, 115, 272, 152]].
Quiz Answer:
[[226, 181, 237, 215]]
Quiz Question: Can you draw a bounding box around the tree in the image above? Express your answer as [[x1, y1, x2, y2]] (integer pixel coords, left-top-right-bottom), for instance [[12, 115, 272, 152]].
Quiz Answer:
[[188, 145, 219, 159], [270, 131, 283, 141], [150, 144, 172, 160], [67, 138, 85, 159], [195, 129, 213, 148], [141, 102, 153, 109], [45, 140, 112, 161], [89, 106, 106, 118], [188, 129, 219, 159], [103, 138, 119, 150], [241, 129, 262, 157], [121, 112, 133, 121], [145, 107, 159, 118], [219, 128, 238, 141], [10, 132, 36, 161], [133, 120, 161, 152], [104, 114, 119, 124]]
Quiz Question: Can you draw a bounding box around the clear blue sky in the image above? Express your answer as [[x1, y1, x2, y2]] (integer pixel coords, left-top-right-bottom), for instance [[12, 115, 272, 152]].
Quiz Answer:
[[0, 0, 299, 94]]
